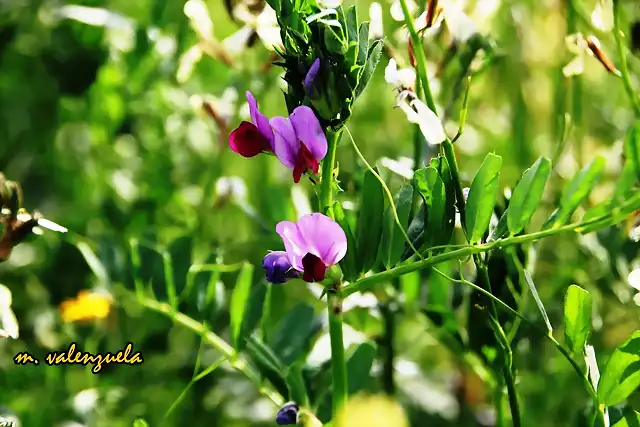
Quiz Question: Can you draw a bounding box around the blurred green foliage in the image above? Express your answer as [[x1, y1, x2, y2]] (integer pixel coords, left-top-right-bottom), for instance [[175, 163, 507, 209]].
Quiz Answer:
[[0, 0, 639, 426]]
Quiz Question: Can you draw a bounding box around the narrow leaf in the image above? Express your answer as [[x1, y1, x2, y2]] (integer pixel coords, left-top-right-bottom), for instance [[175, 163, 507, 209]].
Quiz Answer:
[[346, 342, 377, 394], [598, 331, 640, 406], [229, 263, 254, 349], [465, 153, 502, 243], [563, 285, 593, 354], [356, 22, 370, 65], [380, 185, 413, 268], [355, 39, 383, 98], [334, 201, 359, 281], [270, 303, 315, 365], [356, 167, 385, 274], [611, 407, 640, 427], [133, 420, 150, 427], [625, 120, 640, 183], [286, 363, 310, 407], [507, 156, 551, 234], [345, 5, 358, 43], [543, 156, 606, 229]]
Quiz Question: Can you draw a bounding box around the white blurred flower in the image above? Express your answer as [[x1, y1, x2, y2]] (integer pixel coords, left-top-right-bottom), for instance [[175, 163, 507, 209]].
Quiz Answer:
[[319, 0, 343, 7], [369, 2, 384, 39], [0, 284, 18, 339], [385, 58, 416, 90], [184, 0, 214, 41], [629, 268, 640, 291], [585, 345, 600, 390], [591, 0, 613, 31], [396, 91, 446, 146], [215, 176, 248, 201], [390, 0, 417, 22], [223, 3, 282, 55], [73, 389, 99, 417], [379, 156, 415, 179]]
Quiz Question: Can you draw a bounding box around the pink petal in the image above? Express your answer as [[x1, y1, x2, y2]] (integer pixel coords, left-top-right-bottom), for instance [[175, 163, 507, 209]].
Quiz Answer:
[[275, 220, 309, 271], [270, 116, 299, 169], [290, 106, 328, 161], [246, 91, 274, 146], [295, 213, 347, 266]]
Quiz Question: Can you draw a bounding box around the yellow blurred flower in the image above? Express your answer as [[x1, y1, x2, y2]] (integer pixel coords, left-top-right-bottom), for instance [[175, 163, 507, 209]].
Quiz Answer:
[[334, 395, 409, 427], [60, 290, 112, 323]]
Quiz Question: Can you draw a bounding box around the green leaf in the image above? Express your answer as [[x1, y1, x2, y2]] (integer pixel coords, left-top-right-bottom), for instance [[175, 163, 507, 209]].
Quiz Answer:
[[613, 161, 638, 207], [356, 22, 370, 65], [414, 166, 450, 249], [286, 363, 310, 407], [543, 156, 606, 230], [563, 285, 592, 354], [611, 407, 640, 427], [229, 263, 254, 349], [355, 167, 385, 274], [400, 271, 421, 310], [598, 330, 640, 406], [354, 39, 383, 99], [429, 155, 456, 248], [380, 185, 413, 268], [270, 302, 315, 364], [345, 5, 358, 43], [323, 25, 346, 54], [488, 210, 509, 241], [133, 419, 150, 427], [346, 342, 377, 394], [465, 153, 502, 243], [333, 201, 359, 281], [625, 120, 640, 183], [507, 156, 551, 234]]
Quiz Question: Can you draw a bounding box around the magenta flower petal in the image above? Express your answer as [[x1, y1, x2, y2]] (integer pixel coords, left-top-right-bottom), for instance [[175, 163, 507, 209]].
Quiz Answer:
[[246, 91, 274, 145], [294, 213, 347, 266], [270, 116, 299, 169], [275, 220, 308, 271], [228, 121, 272, 157], [290, 106, 328, 161]]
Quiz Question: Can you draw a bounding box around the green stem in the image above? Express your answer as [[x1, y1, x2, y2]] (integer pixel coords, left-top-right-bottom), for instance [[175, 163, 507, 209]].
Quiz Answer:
[[328, 292, 348, 415], [343, 191, 640, 297], [613, 0, 640, 118], [320, 130, 348, 418]]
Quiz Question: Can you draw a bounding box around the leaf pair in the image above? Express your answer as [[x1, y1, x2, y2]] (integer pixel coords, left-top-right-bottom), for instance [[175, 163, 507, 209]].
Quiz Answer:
[[564, 285, 640, 407]]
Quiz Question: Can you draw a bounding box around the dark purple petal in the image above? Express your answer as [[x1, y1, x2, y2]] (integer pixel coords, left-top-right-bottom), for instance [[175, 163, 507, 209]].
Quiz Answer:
[[262, 251, 300, 284], [275, 402, 299, 425], [290, 106, 327, 161], [246, 91, 274, 146], [301, 253, 327, 283], [228, 121, 272, 157], [304, 58, 321, 94], [295, 213, 347, 266]]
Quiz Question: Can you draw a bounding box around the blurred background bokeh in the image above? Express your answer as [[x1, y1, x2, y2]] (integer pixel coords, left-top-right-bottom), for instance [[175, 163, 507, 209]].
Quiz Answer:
[[0, 0, 639, 426]]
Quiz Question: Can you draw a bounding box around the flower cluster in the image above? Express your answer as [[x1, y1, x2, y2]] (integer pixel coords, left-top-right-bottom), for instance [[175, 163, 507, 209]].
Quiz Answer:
[[228, 77, 347, 287], [229, 89, 328, 183]]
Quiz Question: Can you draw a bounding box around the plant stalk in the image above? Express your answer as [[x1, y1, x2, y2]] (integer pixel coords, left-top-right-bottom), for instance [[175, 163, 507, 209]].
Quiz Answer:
[[319, 129, 348, 419]]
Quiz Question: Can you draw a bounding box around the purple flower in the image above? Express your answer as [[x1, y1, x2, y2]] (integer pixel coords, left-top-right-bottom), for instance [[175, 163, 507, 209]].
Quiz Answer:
[[273, 213, 347, 283], [270, 107, 328, 183], [228, 92, 274, 157], [262, 251, 300, 284], [275, 402, 299, 425], [304, 58, 321, 95]]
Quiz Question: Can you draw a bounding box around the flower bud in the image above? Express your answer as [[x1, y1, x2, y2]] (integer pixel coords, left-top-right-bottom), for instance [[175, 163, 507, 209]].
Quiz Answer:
[[275, 402, 299, 425]]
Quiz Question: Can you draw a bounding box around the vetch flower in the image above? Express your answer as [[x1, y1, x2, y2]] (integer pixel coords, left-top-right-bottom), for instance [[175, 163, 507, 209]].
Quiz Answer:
[[0, 284, 18, 339], [304, 58, 322, 97], [271, 213, 347, 283], [228, 92, 274, 157], [369, 2, 384, 39], [262, 251, 300, 284], [223, 2, 282, 55], [396, 91, 447, 146], [270, 107, 328, 183], [275, 402, 299, 425], [385, 58, 416, 91]]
